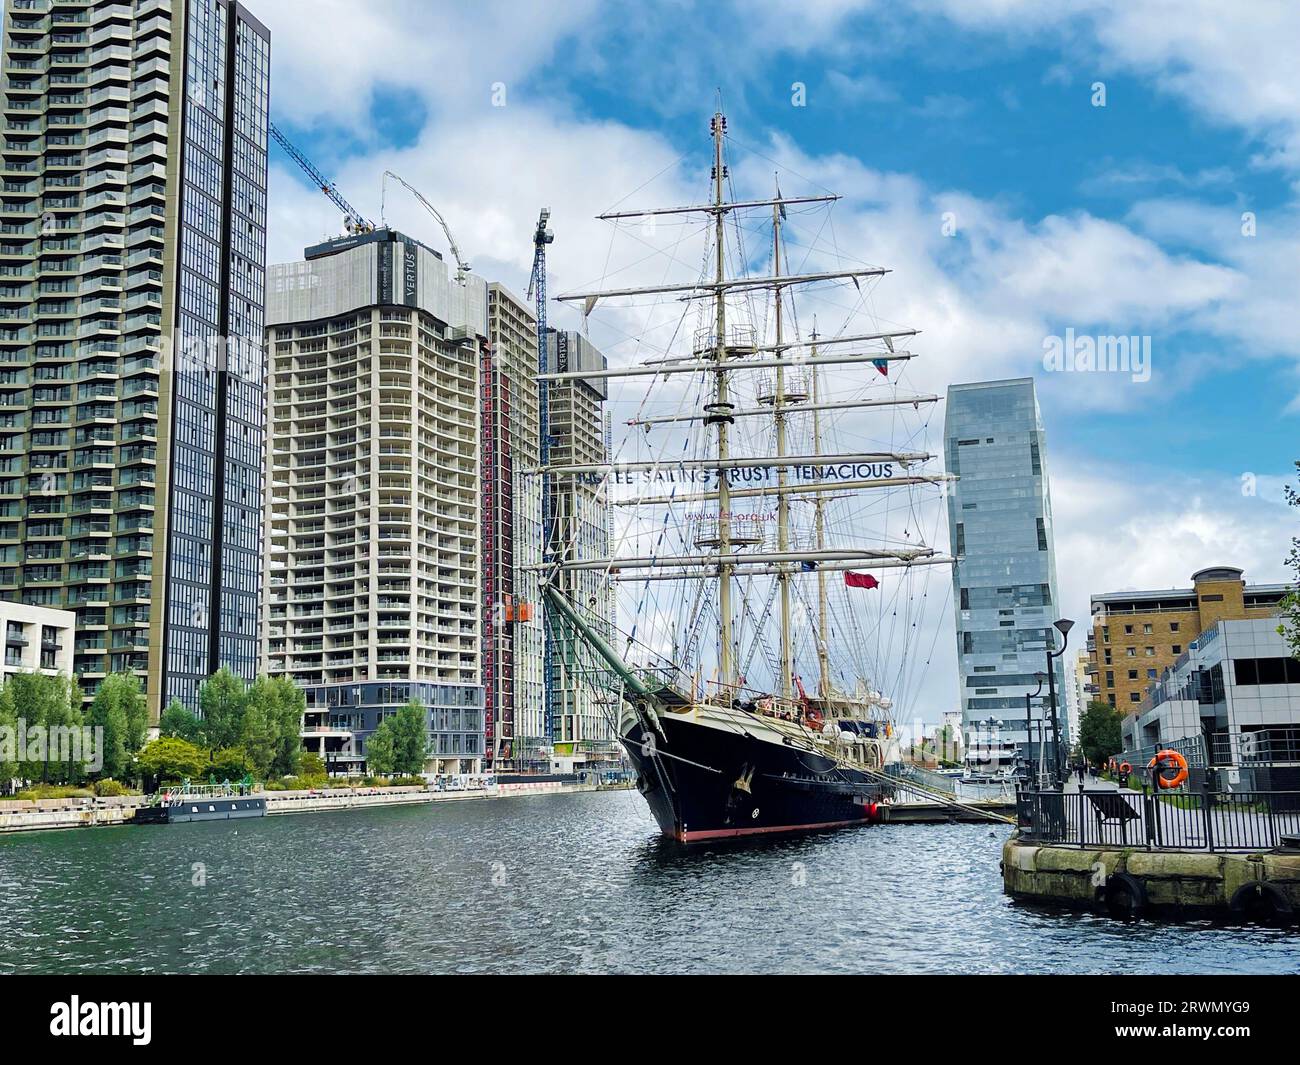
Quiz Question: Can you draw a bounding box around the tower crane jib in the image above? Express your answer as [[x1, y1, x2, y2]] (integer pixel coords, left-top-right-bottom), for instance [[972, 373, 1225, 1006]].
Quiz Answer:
[[381, 170, 472, 284]]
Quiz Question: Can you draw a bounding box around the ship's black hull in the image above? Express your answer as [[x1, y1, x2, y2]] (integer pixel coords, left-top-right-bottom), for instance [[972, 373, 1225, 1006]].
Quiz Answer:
[[623, 713, 890, 842]]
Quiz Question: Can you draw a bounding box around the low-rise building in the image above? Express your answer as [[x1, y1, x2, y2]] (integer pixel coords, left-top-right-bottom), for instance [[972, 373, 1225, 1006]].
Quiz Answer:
[[1089, 567, 1288, 713], [1121, 616, 1300, 789], [0, 602, 75, 682]]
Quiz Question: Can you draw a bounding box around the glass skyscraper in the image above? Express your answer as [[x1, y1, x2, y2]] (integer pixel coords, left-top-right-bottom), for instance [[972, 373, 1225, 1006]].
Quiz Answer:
[[945, 378, 1068, 763], [0, 0, 270, 716]]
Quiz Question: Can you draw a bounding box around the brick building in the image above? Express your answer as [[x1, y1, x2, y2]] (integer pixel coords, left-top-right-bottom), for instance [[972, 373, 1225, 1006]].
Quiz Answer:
[[1088, 567, 1290, 712]]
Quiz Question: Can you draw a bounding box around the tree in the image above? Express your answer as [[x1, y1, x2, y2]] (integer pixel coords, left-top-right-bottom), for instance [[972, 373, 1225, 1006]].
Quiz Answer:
[[1078, 699, 1123, 766], [0, 679, 18, 789], [1281, 461, 1300, 658], [136, 737, 206, 786], [159, 699, 200, 742], [389, 700, 430, 777], [239, 698, 277, 780], [86, 682, 127, 781], [8, 672, 83, 784], [197, 667, 247, 752], [86, 673, 148, 780], [119, 675, 149, 755], [208, 747, 249, 783], [246, 675, 305, 778], [364, 720, 396, 777], [298, 751, 326, 782]]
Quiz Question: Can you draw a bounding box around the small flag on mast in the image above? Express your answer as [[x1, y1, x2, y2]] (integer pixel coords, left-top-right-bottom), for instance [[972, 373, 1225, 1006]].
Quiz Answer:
[[844, 571, 880, 589], [875, 334, 891, 375]]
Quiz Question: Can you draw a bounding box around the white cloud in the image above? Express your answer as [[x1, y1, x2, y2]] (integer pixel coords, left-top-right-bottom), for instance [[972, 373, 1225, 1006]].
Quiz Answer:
[[257, 0, 601, 127], [913, 0, 1300, 172], [254, 0, 1300, 728], [1052, 467, 1295, 634]]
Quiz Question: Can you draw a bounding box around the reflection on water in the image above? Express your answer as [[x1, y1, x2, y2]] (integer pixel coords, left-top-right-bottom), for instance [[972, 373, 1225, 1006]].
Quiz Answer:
[[1, 790, 1296, 974]]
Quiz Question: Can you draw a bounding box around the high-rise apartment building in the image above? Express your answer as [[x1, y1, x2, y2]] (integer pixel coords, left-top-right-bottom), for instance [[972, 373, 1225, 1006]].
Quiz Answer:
[[543, 328, 616, 759], [482, 282, 542, 768], [945, 378, 1069, 762], [0, 0, 270, 716], [261, 228, 487, 775], [1088, 566, 1290, 713]]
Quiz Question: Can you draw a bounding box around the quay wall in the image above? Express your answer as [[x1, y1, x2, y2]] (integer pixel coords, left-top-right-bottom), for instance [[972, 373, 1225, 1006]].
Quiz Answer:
[[1003, 835, 1300, 923], [0, 795, 140, 833], [0, 780, 616, 833]]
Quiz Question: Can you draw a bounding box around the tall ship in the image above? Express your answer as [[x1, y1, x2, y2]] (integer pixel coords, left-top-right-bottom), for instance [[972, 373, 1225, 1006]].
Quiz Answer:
[[536, 111, 953, 842]]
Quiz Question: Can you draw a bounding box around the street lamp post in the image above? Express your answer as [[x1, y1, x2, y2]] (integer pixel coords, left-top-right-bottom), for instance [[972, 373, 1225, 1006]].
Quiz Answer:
[[1025, 672, 1044, 788], [1045, 618, 1073, 786]]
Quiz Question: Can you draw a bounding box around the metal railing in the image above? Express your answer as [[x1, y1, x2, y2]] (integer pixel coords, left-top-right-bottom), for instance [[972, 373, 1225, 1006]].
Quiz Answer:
[[884, 763, 957, 796], [1116, 733, 1207, 772], [1016, 787, 1300, 852], [1210, 728, 1300, 767], [1118, 728, 1300, 777]]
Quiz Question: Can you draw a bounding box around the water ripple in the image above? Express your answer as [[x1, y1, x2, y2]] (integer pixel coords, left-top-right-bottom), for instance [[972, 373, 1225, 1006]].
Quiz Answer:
[[0, 792, 1296, 974]]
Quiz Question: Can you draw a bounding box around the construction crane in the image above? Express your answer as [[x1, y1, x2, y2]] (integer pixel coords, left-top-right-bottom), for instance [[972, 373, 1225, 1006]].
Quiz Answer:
[[528, 208, 556, 746], [381, 170, 471, 283], [269, 121, 374, 236]]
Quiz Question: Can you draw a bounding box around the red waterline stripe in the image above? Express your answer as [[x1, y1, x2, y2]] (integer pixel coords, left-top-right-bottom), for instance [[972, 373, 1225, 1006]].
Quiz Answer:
[[679, 816, 875, 842]]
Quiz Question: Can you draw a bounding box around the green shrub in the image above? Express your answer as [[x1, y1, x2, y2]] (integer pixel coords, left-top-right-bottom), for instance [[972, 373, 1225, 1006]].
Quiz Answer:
[[389, 775, 427, 787], [92, 778, 131, 797], [299, 752, 326, 778], [16, 784, 94, 800]]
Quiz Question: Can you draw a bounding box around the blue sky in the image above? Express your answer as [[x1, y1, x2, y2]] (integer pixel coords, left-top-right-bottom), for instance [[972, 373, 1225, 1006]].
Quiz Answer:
[[259, 0, 1299, 717]]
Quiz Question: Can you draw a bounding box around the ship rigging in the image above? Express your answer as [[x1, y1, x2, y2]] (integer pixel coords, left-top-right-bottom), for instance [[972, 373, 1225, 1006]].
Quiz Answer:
[[533, 110, 955, 841]]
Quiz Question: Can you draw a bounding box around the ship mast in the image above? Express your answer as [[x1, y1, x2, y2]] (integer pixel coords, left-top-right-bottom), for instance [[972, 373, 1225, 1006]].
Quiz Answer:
[[810, 325, 831, 699], [773, 184, 792, 704], [711, 112, 736, 693], [538, 110, 951, 704]]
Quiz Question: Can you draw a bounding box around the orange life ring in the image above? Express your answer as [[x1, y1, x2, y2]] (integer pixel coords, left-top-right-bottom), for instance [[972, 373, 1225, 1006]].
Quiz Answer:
[[1118, 761, 1132, 774], [1148, 749, 1188, 789]]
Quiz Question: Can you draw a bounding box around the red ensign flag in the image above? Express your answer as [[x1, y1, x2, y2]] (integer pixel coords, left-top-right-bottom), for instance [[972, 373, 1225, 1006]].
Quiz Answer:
[[844, 572, 879, 589]]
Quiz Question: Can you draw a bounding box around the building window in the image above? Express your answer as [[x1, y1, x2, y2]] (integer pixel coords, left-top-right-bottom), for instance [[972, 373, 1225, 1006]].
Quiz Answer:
[[1201, 594, 1223, 603], [1105, 671, 1114, 686], [1172, 645, 1181, 655], [1127, 670, 1137, 680], [1124, 624, 1133, 635], [1126, 647, 1136, 657], [1233, 657, 1300, 685], [1145, 647, 1155, 656], [1143, 623, 1152, 634], [1035, 517, 1047, 551], [1129, 692, 1141, 702], [1170, 622, 1180, 632]]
